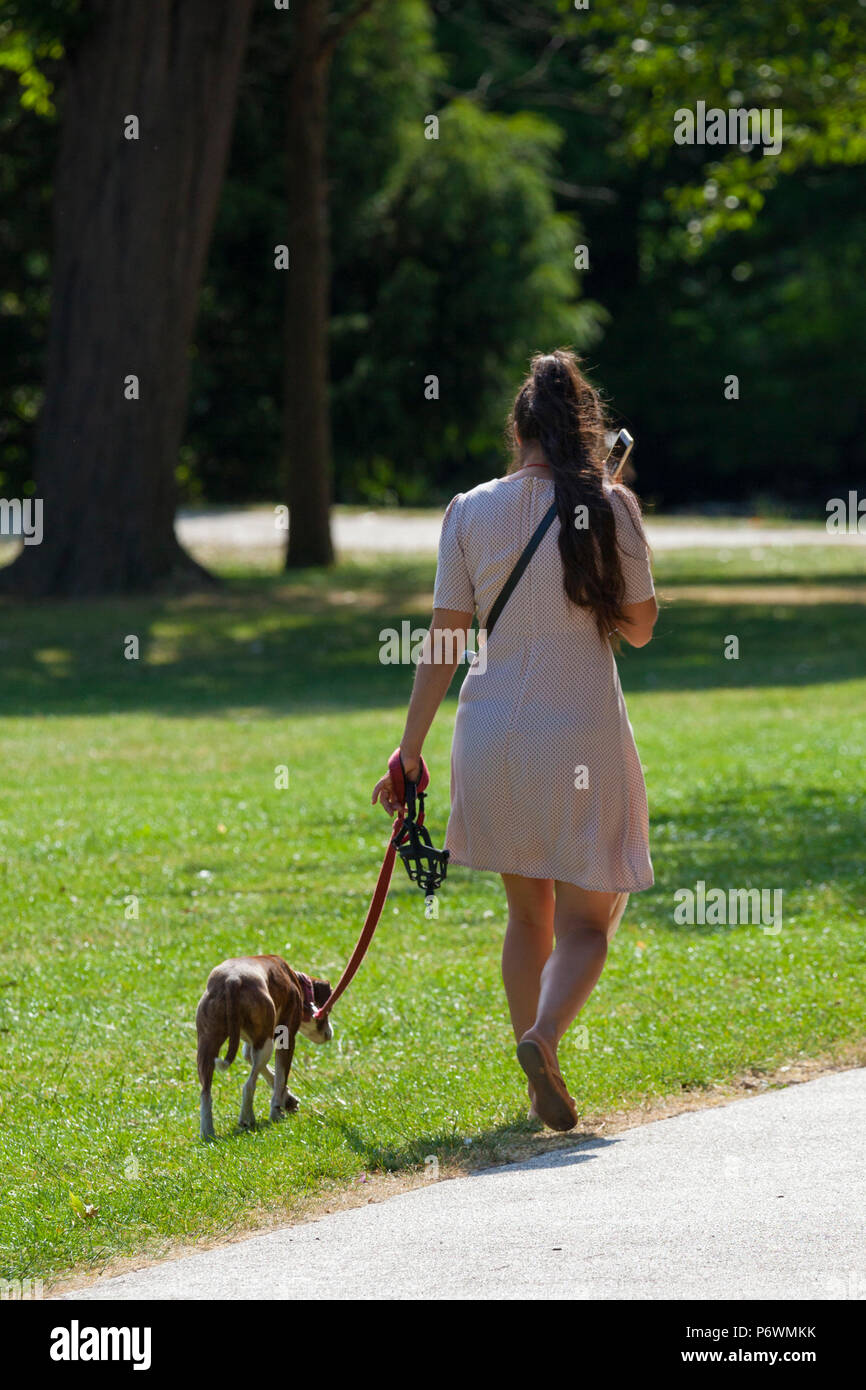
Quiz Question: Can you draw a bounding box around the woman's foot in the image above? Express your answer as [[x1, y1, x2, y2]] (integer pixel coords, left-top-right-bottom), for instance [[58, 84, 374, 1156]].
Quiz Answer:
[[516, 1027, 578, 1132]]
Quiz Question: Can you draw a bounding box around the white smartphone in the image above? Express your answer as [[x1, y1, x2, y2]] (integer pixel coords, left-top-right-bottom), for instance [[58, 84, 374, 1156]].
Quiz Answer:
[[604, 428, 634, 481]]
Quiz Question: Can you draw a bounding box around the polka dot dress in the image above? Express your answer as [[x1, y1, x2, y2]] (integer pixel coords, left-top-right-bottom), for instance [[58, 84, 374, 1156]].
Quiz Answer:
[[432, 473, 655, 898]]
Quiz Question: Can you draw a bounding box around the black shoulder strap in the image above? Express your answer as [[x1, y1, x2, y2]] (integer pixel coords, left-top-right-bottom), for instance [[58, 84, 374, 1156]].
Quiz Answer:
[[484, 500, 557, 639]]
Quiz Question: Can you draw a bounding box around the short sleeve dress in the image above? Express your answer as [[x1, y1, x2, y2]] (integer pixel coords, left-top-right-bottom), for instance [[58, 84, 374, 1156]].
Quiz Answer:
[[432, 473, 654, 897]]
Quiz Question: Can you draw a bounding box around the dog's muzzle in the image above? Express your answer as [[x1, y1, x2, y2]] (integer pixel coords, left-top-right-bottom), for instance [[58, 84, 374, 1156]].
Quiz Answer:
[[392, 773, 449, 896], [393, 816, 449, 895]]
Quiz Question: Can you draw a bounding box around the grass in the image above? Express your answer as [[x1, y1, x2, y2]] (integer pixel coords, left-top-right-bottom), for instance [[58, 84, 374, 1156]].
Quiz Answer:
[[0, 531, 865, 1284]]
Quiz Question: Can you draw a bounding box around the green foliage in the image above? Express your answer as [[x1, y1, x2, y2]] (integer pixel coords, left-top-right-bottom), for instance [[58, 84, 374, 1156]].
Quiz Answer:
[[332, 98, 602, 500], [642, 167, 866, 501], [578, 0, 866, 242], [0, 25, 61, 115], [186, 0, 444, 503], [0, 2, 86, 495], [1, 0, 87, 35], [543, 0, 866, 503], [188, 2, 597, 503], [1, 0, 864, 504], [0, 36, 59, 494]]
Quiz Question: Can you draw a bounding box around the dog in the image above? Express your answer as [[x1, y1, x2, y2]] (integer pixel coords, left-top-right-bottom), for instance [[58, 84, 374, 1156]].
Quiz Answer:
[[196, 955, 333, 1140]]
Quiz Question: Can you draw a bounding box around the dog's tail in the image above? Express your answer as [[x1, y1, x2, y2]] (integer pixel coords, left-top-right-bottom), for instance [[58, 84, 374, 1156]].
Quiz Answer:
[[216, 976, 241, 1071]]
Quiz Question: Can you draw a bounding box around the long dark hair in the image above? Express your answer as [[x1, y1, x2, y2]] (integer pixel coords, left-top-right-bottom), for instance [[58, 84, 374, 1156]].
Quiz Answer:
[[508, 348, 627, 642]]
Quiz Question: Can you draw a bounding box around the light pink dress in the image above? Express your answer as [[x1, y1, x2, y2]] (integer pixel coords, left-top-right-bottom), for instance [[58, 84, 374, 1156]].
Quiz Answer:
[[432, 473, 655, 894]]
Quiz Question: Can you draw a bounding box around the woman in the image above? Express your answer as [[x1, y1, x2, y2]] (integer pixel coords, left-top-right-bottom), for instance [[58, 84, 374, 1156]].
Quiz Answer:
[[372, 349, 657, 1132]]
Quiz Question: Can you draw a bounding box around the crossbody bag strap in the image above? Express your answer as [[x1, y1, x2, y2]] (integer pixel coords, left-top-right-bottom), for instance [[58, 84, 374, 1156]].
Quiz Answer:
[[483, 500, 557, 640]]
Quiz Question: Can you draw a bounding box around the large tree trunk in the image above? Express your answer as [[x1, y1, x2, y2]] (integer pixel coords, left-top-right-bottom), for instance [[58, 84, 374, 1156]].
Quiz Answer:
[[283, 0, 335, 569], [0, 0, 255, 596]]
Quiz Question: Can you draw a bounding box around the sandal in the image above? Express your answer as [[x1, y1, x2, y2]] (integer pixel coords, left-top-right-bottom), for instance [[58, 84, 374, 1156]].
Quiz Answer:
[[527, 1084, 540, 1122], [517, 1028, 578, 1132]]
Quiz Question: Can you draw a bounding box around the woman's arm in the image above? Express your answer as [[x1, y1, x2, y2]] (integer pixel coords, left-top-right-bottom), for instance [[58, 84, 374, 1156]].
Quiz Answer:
[[372, 606, 473, 815], [616, 594, 658, 648]]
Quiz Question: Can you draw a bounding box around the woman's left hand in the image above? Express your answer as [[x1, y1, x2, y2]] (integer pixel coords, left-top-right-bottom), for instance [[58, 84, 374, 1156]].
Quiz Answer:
[[371, 751, 422, 816]]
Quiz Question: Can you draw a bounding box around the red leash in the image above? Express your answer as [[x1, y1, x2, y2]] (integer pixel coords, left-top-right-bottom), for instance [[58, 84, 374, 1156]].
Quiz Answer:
[[315, 748, 429, 1021]]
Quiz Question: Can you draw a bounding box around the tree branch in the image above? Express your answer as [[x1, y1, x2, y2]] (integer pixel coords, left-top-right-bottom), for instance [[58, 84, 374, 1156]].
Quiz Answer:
[[318, 0, 379, 64], [550, 178, 619, 204]]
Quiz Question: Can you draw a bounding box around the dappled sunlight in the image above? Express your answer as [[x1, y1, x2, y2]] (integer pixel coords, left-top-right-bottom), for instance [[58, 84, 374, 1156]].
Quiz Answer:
[[0, 546, 864, 718]]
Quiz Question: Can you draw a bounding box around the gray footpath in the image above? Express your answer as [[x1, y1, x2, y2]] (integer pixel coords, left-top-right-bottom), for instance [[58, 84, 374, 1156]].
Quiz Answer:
[[64, 1067, 866, 1301]]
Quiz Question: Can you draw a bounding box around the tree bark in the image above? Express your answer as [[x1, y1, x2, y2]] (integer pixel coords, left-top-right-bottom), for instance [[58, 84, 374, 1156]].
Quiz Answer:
[[0, 0, 255, 596], [283, 0, 335, 569]]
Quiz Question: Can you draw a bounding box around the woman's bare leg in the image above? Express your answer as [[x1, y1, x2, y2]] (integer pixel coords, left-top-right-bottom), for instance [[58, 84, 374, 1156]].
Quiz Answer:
[[500, 874, 555, 1042], [531, 884, 629, 1051]]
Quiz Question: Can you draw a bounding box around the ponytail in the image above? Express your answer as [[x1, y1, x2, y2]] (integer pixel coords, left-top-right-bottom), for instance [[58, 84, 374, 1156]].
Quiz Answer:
[[508, 348, 627, 642]]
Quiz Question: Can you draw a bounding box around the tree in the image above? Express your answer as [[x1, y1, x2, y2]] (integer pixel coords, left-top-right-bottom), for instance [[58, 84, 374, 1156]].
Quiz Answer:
[[183, 0, 442, 509], [283, 0, 381, 569], [0, 0, 255, 595]]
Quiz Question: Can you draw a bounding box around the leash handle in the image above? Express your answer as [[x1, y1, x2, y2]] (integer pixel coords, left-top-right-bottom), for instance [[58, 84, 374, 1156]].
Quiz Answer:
[[387, 746, 429, 805], [387, 746, 428, 830]]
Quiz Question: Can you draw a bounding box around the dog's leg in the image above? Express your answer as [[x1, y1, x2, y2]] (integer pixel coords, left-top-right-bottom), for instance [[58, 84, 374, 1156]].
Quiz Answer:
[[270, 1035, 299, 1120], [245, 1040, 275, 1089], [197, 1041, 216, 1142], [238, 1037, 273, 1129]]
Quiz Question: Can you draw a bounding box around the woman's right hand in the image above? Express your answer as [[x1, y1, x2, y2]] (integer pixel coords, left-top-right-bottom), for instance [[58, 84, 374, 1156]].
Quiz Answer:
[[371, 766, 402, 817], [371, 749, 422, 817]]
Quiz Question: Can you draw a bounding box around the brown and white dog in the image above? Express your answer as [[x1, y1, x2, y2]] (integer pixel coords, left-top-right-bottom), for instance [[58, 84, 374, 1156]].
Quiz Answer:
[[196, 955, 333, 1140]]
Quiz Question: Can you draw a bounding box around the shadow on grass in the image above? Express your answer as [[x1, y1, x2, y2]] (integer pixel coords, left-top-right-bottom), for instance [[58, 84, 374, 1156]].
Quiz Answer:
[[646, 784, 865, 908], [0, 560, 864, 717], [328, 1118, 614, 1179], [659, 568, 866, 588], [618, 603, 866, 694]]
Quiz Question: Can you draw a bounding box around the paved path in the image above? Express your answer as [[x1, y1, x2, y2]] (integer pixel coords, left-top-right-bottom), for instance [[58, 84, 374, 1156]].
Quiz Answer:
[[66, 1068, 866, 1301], [175, 506, 857, 557]]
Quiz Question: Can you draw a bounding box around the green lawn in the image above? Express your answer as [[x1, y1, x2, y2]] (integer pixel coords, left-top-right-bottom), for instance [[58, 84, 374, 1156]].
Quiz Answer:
[[1, 534, 865, 1284]]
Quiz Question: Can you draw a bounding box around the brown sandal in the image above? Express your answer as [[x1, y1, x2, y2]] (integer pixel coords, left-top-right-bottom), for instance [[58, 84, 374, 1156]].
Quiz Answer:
[[517, 1029, 578, 1132], [527, 1084, 540, 1122]]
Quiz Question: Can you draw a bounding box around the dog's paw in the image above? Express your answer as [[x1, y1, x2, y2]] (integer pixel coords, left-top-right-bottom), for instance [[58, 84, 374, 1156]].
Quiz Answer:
[[269, 1093, 299, 1121]]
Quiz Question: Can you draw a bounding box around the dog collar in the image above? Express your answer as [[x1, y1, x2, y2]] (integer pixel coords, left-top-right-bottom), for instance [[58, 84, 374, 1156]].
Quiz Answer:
[[297, 971, 316, 1021]]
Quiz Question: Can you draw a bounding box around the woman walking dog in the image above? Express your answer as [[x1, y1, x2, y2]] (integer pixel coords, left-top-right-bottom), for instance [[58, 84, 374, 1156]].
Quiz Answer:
[[372, 349, 657, 1132]]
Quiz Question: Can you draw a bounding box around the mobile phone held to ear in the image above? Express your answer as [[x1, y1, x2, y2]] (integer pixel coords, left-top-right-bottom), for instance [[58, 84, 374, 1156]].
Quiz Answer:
[[604, 428, 634, 482]]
